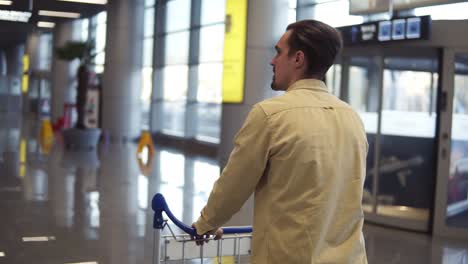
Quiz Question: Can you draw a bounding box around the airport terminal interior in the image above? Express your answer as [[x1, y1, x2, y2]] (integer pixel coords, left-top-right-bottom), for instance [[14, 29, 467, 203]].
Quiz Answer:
[[1, 0, 468, 263]]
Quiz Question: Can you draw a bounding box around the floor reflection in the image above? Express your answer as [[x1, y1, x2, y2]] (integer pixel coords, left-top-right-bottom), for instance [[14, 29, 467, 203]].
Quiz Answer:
[[0, 113, 468, 263]]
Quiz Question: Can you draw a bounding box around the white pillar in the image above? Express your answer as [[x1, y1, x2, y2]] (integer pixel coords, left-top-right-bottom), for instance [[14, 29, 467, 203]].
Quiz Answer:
[[220, 0, 289, 226], [50, 21, 83, 123], [102, 0, 144, 141]]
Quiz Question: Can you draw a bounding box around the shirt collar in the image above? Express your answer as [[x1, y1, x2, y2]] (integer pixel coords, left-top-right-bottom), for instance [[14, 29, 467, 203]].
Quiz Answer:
[[286, 79, 329, 93]]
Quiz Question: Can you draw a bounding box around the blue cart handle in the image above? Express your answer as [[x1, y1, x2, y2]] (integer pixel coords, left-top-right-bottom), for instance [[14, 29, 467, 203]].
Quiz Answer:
[[152, 193, 253, 236]]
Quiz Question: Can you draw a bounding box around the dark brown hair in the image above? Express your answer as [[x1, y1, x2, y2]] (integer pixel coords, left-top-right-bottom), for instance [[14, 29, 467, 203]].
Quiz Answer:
[[286, 20, 343, 78]]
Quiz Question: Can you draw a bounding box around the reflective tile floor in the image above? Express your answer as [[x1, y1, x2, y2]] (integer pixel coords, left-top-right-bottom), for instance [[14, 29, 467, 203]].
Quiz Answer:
[[1, 113, 468, 264]]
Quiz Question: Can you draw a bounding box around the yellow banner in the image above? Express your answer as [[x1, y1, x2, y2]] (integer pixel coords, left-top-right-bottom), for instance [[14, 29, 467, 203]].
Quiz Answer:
[[22, 55, 29, 93], [222, 0, 248, 103], [23, 55, 29, 72], [22, 75, 29, 93]]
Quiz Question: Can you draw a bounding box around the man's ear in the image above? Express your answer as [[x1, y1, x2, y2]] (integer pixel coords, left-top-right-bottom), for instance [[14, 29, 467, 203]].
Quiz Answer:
[[295, 50, 306, 68]]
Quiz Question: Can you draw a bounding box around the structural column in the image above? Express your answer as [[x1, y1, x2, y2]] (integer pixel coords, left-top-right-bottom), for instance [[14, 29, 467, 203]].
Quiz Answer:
[[219, 0, 289, 226], [5, 44, 25, 113], [50, 21, 83, 123], [102, 0, 144, 141]]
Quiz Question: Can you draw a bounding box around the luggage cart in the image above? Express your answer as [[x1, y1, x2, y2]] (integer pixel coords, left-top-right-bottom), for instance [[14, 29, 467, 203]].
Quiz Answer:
[[151, 193, 253, 264]]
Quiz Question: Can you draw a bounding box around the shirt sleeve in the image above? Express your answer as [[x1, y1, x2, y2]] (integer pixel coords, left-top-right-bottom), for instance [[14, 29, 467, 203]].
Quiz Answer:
[[194, 104, 271, 235]]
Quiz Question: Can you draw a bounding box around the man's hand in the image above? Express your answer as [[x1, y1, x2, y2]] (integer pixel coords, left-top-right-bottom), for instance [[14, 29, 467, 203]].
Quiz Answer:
[[191, 224, 224, 246]]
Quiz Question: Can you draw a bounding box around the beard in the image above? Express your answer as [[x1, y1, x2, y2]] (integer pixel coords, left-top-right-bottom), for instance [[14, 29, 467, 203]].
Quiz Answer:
[[270, 75, 283, 91], [270, 74, 278, 90]]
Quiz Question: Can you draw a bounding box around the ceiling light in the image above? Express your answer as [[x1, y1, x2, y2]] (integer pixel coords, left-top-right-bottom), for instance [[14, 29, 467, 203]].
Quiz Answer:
[[0, 10, 31, 22], [0, 252, 5, 257], [39, 10, 80, 18], [38, 21, 56, 28], [0, 1, 12, 5], [58, 0, 107, 4], [22, 236, 56, 242]]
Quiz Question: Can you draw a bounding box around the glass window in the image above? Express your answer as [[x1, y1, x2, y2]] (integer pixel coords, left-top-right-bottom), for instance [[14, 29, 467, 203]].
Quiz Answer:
[[195, 103, 221, 143], [144, 8, 154, 37], [415, 2, 468, 20], [163, 65, 188, 100], [143, 38, 154, 67], [381, 57, 438, 138], [289, 8, 297, 24], [201, 0, 226, 25], [289, 0, 297, 23], [96, 24, 106, 52], [192, 159, 220, 217], [197, 63, 223, 103], [165, 31, 190, 65], [161, 101, 186, 136], [166, 0, 191, 32], [145, 0, 155, 7], [199, 24, 225, 63], [95, 52, 105, 66], [326, 64, 341, 97], [97, 11, 106, 24], [299, 0, 363, 27], [81, 18, 89, 41], [94, 65, 104, 74], [141, 67, 153, 130]]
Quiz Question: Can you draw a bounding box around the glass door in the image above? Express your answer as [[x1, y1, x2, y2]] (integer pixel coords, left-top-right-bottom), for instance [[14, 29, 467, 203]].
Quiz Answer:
[[377, 55, 439, 230], [341, 47, 440, 231], [433, 49, 468, 239], [341, 54, 382, 216], [446, 53, 468, 229]]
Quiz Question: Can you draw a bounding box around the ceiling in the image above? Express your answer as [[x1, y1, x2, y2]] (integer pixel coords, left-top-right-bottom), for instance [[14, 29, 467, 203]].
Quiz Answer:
[[0, 0, 106, 48]]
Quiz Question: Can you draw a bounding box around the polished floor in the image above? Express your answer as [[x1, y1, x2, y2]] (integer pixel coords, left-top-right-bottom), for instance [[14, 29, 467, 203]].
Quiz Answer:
[[1, 113, 468, 264]]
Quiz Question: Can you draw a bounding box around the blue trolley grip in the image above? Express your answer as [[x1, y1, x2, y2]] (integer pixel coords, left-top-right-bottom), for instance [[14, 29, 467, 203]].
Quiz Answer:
[[152, 193, 253, 236]]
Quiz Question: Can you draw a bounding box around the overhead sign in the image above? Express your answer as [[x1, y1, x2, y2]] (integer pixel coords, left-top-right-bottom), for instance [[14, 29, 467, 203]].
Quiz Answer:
[[222, 0, 247, 103], [350, 0, 464, 15], [339, 16, 431, 46]]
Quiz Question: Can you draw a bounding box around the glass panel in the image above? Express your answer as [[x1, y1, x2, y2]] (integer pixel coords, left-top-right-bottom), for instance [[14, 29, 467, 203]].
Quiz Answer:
[[166, 0, 191, 32], [298, 0, 363, 27], [326, 64, 341, 97], [81, 18, 89, 41], [199, 24, 225, 63], [346, 56, 379, 213], [141, 67, 153, 130], [94, 65, 104, 74], [165, 31, 190, 65], [161, 101, 186, 136], [414, 2, 468, 20], [195, 103, 221, 143], [378, 56, 438, 222], [289, 0, 297, 8], [145, 0, 155, 7], [144, 7, 154, 37], [96, 21, 106, 52], [201, 0, 226, 25], [97, 11, 106, 24], [163, 65, 188, 100], [143, 38, 153, 67], [447, 53, 468, 229], [192, 159, 220, 218], [95, 52, 105, 65], [197, 63, 223, 103], [289, 8, 297, 24]]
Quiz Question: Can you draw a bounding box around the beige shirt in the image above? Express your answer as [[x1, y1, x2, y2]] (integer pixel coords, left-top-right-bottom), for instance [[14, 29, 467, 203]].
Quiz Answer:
[[194, 79, 368, 264]]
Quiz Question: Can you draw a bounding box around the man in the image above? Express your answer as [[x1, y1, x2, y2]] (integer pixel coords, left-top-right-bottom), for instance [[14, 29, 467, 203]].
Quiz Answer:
[[193, 20, 368, 264]]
